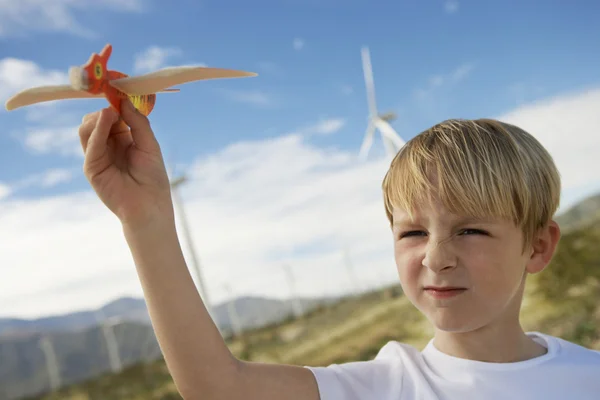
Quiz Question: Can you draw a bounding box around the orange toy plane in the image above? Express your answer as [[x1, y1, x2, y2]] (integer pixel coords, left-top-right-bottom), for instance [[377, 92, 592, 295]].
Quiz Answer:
[[5, 44, 257, 116]]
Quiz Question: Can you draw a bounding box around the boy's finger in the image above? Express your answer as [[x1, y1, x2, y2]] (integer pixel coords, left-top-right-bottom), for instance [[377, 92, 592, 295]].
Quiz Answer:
[[119, 98, 160, 153], [82, 110, 100, 124], [109, 118, 134, 148], [79, 113, 101, 153], [85, 107, 119, 160]]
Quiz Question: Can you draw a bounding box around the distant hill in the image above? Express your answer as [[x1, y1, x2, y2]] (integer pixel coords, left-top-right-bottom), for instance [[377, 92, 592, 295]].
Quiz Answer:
[[556, 192, 600, 231], [0, 297, 151, 338], [0, 321, 158, 400], [0, 295, 336, 400]]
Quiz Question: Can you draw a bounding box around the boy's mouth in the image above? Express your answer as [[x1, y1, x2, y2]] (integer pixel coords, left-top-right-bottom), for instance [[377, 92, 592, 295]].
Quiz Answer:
[[424, 285, 466, 291], [424, 286, 467, 299]]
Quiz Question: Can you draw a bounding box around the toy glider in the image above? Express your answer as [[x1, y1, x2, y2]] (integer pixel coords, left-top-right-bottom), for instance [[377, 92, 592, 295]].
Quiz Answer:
[[4, 44, 257, 116]]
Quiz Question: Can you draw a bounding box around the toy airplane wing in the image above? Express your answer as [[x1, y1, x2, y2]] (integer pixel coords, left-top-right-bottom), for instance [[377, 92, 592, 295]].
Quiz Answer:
[[5, 85, 105, 111], [109, 66, 258, 96], [5, 84, 179, 111]]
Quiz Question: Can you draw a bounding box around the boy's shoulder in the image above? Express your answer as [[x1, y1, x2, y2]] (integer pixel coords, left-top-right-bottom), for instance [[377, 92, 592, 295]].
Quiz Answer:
[[544, 332, 600, 361], [305, 333, 600, 400]]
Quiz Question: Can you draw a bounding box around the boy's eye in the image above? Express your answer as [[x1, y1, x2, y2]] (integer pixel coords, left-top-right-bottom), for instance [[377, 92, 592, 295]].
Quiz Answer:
[[399, 230, 426, 239], [397, 228, 488, 240], [460, 228, 488, 235]]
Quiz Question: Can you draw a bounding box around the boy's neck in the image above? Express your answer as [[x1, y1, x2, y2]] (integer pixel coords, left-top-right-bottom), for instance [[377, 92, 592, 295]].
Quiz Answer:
[[432, 324, 548, 363]]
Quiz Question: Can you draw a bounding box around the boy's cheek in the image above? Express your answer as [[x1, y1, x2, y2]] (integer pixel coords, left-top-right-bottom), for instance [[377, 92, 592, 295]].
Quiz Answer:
[[394, 245, 422, 266], [394, 253, 422, 283]]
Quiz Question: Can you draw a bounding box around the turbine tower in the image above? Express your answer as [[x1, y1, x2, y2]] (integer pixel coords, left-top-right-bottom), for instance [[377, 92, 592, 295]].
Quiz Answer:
[[38, 335, 61, 391], [170, 175, 217, 329], [102, 316, 123, 374], [165, 152, 219, 333], [359, 46, 406, 160], [283, 263, 304, 319]]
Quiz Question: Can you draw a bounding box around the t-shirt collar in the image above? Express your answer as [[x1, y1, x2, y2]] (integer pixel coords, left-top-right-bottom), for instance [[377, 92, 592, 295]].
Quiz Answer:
[[421, 331, 559, 378]]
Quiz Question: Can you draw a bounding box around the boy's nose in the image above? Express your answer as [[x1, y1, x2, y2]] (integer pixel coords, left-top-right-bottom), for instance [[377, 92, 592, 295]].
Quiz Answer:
[[422, 236, 457, 273]]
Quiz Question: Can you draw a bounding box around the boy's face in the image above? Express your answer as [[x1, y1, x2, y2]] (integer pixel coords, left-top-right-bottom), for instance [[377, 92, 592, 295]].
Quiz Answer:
[[391, 194, 557, 333]]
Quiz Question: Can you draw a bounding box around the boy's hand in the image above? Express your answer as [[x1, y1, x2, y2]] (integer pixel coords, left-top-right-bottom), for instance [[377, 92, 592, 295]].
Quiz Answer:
[[79, 100, 174, 228]]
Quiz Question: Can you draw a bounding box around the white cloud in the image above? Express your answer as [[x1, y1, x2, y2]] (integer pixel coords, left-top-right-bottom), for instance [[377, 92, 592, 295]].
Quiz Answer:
[[0, 57, 69, 106], [0, 123, 394, 319], [451, 63, 474, 81], [341, 85, 353, 95], [495, 86, 600, 210], [6, 168, 77, 198], [0, 56, 100, 160], [0, 183, 12, 200], [256, 61, 284, 77], [507, 82, 546, 106], [414, 62, 475, 100], [220, 89, 274, 107], [0, 0, 143, 37], [298, 118, 346, 136], [133, 46, 185, 74], [293, 38, 305, 50], [445, 1, 459, 14], [40, 168, 74, 187], [20, 125, 82, 157], [1, 87, 599, 319]]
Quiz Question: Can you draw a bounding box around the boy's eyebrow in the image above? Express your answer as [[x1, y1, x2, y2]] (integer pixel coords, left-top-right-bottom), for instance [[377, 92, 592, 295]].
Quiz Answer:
[[392, 218, 421, 228], [392, 216, 496, 228]]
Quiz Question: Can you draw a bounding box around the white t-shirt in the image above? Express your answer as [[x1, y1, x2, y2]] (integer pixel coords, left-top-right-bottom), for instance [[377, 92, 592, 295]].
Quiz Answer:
[[306, 331, 600, 399]]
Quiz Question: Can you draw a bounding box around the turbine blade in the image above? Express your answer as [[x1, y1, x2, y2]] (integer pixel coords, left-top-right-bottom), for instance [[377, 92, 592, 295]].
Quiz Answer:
[[374, 119, 406, 156], [381, 134, 397, 159], [358, 120, 376, 161], [361, 47, 378, 117]]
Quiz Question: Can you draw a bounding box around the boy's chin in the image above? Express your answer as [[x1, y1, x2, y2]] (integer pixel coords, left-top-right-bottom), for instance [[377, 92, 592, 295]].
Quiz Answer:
[[425, 311, 489, 333]]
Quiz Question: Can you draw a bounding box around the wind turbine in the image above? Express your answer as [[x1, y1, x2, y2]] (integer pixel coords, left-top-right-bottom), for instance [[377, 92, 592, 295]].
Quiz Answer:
[[358, 46, 406, 161], [38, 335, 61, 391]]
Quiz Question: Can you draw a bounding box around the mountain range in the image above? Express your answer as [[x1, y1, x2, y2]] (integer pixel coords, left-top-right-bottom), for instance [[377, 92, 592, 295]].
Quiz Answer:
[[0, 295, 337, 400]]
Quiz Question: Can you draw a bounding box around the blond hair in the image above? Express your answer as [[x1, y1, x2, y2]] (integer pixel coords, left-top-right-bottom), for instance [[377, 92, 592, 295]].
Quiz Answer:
[[382, 118, 561, 248]]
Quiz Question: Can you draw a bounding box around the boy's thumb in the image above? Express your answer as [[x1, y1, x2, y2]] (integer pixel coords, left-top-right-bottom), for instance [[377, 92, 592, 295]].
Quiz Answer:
[[120, 98, 159, 151]]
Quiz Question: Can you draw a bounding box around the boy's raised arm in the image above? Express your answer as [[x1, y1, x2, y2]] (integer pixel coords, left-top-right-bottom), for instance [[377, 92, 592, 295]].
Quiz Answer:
[[122, 216, 320, 399], [78, 101, 321, 400]]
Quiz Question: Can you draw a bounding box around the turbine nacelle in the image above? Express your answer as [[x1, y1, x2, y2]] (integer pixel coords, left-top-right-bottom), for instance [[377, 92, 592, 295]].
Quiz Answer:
[[379, 111, 397, 122]]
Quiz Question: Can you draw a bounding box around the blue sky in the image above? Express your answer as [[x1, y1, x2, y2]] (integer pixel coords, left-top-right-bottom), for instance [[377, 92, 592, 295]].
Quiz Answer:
[[1, 0, 599, 319]]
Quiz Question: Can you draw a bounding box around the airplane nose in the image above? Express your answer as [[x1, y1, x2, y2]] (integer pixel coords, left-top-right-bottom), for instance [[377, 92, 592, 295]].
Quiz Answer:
[[69, 66, 88, 91]]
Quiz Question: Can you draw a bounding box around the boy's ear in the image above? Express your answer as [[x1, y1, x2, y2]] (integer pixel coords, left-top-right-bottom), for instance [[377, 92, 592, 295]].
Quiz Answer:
[[526, 220, 561, 274]]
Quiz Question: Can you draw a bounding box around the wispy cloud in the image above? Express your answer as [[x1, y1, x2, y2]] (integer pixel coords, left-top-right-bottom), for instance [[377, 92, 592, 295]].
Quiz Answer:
[[298, 118, 346, 136], [38, 168, 74, 187], [341, 85, 353, 95], [293, 38, 305, 50], [219, 89, 274, 107], [507, 82, 546, 106], [6, 168, 77, 198], [444, 1, 459, 14], [133, 46, 185, 74], [0, 183, 12, 200], [414, 62, 475, 100], [19, 125, 82, 157], [256, 61, 284, 77], [0, 0, 144, 37]]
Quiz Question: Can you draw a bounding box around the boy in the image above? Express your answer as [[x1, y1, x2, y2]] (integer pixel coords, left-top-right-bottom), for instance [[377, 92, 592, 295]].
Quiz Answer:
[[78, 99, 600, 399]]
